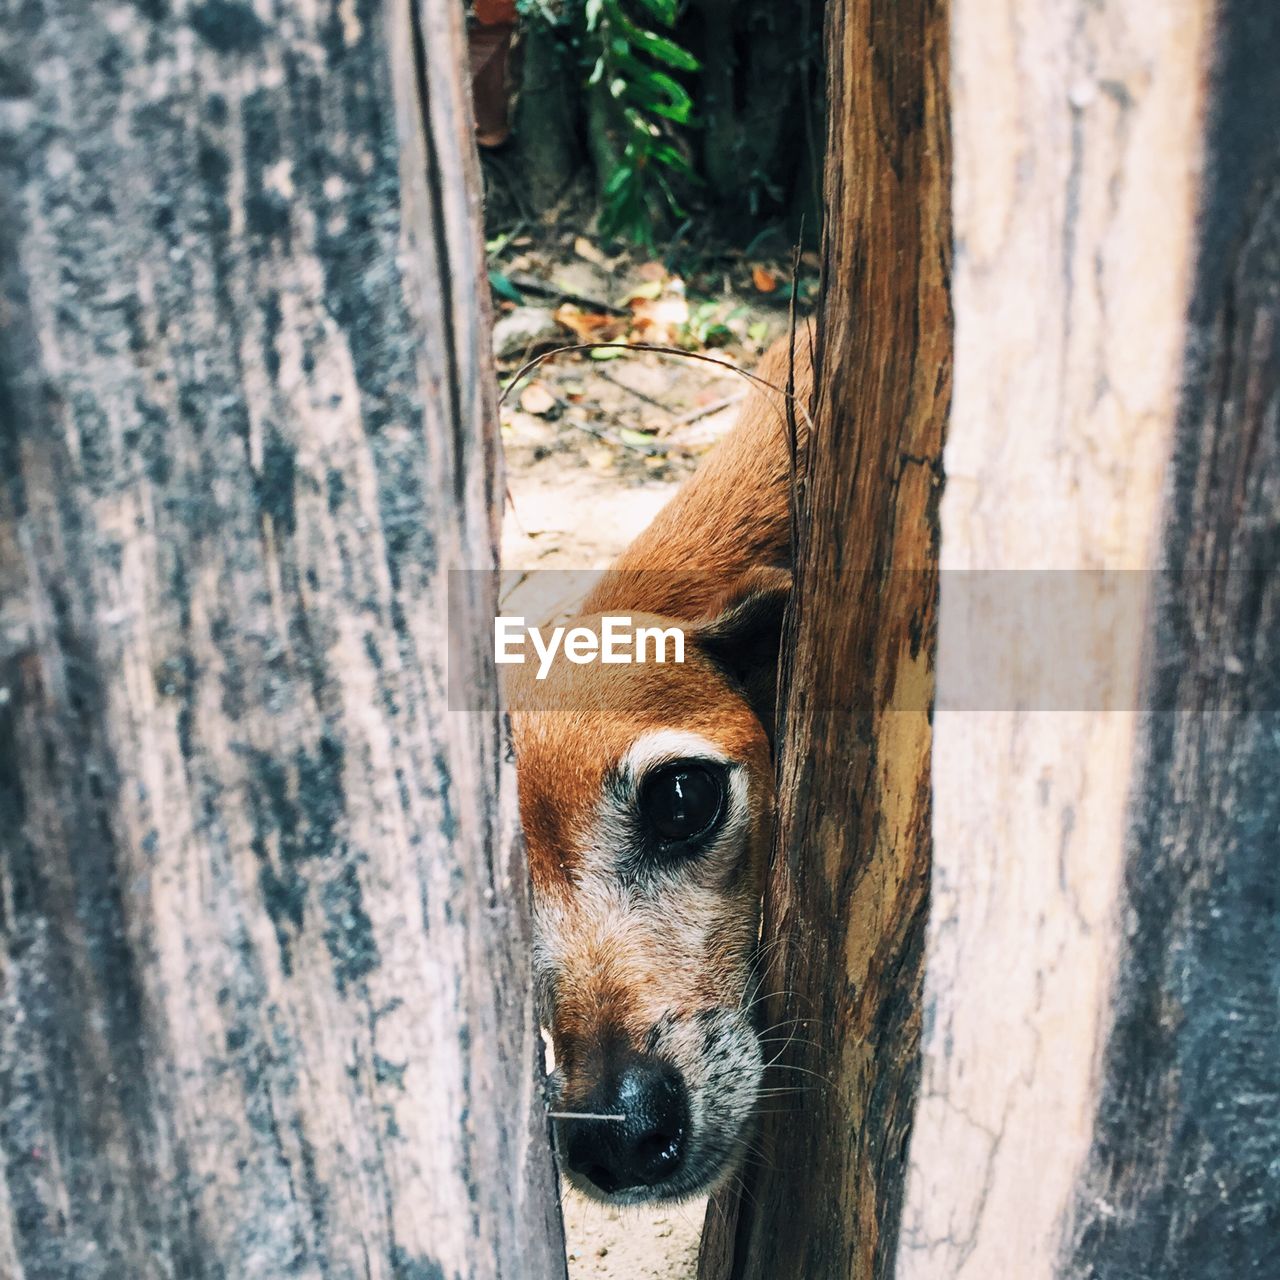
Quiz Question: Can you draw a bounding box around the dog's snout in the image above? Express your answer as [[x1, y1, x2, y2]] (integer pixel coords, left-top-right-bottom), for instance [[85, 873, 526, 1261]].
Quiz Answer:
[[562, 1056, 688, 1195]]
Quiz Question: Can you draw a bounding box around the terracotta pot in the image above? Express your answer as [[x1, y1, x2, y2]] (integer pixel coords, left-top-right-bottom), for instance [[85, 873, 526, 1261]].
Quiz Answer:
[[469, 2, 518, 148]]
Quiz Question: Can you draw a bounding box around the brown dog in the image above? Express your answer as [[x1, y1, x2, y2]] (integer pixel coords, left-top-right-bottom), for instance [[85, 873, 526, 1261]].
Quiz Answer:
[[509, 333, 812, 1204]]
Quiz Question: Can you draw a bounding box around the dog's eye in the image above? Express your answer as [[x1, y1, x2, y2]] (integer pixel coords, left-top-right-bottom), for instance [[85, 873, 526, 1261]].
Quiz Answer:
[[639, 761, 726, 845]]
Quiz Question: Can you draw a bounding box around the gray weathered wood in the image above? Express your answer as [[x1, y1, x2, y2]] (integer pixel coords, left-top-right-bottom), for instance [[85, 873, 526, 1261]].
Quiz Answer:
[[1064, 5, 1280, 1273], [898, 1, 1278, 1277], [0, 0, 564, 1276], [896, 2, 1213, 1274]]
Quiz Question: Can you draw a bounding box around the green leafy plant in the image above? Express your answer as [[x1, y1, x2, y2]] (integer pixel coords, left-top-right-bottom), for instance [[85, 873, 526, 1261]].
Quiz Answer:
[[582, 0, 700, 245], [683, 299, 747, 348]]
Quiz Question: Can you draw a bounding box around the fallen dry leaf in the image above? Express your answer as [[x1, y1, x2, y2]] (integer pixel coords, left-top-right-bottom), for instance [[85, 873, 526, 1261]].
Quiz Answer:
[[620, 279, 665, 304], [751, 264, 779, 293], [620, 427, 658, 447], [518, 381, 557, 416], [627, 294, 690, 344], [553, 304, 626, 343]]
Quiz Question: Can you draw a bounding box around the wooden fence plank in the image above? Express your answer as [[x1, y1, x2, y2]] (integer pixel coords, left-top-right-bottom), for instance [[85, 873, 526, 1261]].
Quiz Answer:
[[0, 1, 565, 1275], [700, 0, 951, 1275], [1064, 6, 1280, 1273]]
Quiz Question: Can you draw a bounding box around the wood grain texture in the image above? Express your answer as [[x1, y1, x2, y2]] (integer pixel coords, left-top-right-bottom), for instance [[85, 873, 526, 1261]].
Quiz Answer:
[[0, 0, 564, 1276], [699, 0, 951, 1276], [896, 3, 1211, 1279], [1064, 6, 1280, 1274]]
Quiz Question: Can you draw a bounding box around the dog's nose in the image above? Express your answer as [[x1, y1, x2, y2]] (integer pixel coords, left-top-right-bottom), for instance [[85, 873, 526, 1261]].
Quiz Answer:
[[561, 1056, 688, 1195]]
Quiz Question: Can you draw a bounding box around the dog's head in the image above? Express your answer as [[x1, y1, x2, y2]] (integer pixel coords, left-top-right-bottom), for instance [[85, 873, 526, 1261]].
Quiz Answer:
[[509, 569, 789, 1203]]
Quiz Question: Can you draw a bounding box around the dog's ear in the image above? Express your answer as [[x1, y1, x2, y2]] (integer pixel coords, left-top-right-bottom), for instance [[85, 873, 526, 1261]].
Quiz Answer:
[[691, 565, 792, 741]]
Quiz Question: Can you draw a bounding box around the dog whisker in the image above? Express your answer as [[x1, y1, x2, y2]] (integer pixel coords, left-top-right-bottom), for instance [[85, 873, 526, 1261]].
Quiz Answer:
[[761, 1022, 812, 1070], [729, 1170, 761, 1214], [741, 987, 807, 1017], [763, 1061, 831, 1082], [739, 1135, 781, 1172], [741, 937, 787, 993], [756, 1015, 815, 1036]]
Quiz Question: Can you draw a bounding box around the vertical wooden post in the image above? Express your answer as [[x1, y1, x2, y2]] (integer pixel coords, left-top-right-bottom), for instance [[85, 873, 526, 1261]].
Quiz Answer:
[[0, 0, 565, 1276], [899, 2, 1278, 1278], [705, 0, 1277, 1276], [1062, 5, 1280, 1271], [700, 1, 951, 1276]]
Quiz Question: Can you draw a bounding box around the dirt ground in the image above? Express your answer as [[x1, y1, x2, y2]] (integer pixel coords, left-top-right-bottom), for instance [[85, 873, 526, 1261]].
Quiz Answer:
[[496, 235, 801, 1279], [497, 235, 803, 613]]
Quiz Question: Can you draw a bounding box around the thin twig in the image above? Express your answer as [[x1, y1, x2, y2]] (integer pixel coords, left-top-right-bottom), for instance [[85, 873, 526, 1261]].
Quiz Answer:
[[669, 391, 746, 427], [507, 274, 630, 316], [595, 367, 672, 411], [485, 220, 528, 262], [499, 342, 802, 409]]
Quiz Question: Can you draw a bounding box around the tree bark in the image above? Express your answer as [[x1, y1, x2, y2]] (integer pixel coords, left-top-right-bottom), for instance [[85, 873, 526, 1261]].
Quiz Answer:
[[699, 0, 951, 1276], [691, 0, 823, 235], [0, 1, 564, 1277], [898, 1, 1278, 1278], [512, 19, 582, 214]]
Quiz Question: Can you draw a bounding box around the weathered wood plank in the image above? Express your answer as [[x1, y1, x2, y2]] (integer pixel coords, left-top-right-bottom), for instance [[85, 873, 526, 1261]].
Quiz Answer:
[[0, 0, 564, 1276], [1064, 5, 1280, 1274], [896, 1, 1276, 1278], [699, 0, 951, 1275]]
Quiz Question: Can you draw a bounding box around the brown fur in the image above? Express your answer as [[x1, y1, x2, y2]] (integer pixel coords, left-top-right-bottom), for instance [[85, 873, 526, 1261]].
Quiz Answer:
[[585, 330, 813, 620], [509, 330, 812, 1202]]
